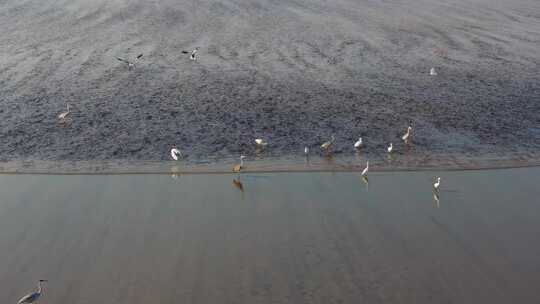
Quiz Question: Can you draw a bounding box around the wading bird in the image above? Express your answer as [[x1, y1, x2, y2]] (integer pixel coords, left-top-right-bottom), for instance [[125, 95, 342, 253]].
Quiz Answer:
[[402, 126, 412, 143], [361, 160, 369, 177], [430, 67, 437, 76], [255, 138, 268, 147], [433, 177, 441, 191], [57, 104, 70, 121], [116, 53, 143, 68], [387, 143, 393, 153], [304, 146, 309, 156], [17, 280, 47, 304], [233, 155, 246, 173], [321, 135, 335, 153], [170, 147, 183, 161], [354, 137, 363, 149]]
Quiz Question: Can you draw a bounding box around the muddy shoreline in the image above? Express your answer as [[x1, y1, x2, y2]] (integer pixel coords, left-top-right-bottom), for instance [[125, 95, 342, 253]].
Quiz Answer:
[[1, 0, 539, 163]]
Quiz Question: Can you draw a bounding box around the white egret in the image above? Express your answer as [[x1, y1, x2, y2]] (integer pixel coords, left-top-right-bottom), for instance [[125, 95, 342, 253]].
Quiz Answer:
[[430, 67, 437, 76], [170, 148, 183, 160], [255, 138, 268, 147], [233, 155, 246, 172], [354, 137, 363, 149], [321, 135, 335, 152], [387, 143, 393, 153], [433, 177, 441, 191], [57, 104, 70, 121], [402, 126, 412, 143], [17, 280, 47, 304], [361, 160, 369, 176], [304, 146, 309, 155]]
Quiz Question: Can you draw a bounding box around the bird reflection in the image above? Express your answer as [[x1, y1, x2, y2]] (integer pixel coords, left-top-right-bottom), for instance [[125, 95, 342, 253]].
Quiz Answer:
[[361, 175, 369, 191], [433, 192, 440, 208], [170, 166, 181, 180], [232, 178, 244, 192]]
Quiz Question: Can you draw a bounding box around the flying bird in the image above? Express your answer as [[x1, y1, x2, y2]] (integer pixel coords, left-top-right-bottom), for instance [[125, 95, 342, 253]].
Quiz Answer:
[[354, 137, 363, 149], [387, 143, 393, 153], [430, 67, 437, 76], [116, 53, 143, 68], [233, 155, 246, 173], [170, 148, 183, 161], [402, 126, 412, 143], [361, 160, 369, 176], [17, 280, 47, 304], [183, 47, 200, 60], [58, 104, 70, 121], [433, 177, 441, 191]]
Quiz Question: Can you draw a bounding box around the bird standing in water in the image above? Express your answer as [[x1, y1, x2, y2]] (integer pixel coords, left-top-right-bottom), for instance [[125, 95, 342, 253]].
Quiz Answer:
[[430, 67, 437, 76], [17, 280, 47, 304], [387, 143, 393, 153], [433, 177, 441, 191], [361, 160, 369, 177], [233, 155, 246, 173]]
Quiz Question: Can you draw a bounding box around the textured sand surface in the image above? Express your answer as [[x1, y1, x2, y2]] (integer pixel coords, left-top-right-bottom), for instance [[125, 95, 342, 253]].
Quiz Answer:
[[0, 0, 539, 162]]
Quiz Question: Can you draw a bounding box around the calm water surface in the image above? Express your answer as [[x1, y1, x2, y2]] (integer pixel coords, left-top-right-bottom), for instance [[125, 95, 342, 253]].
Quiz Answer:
[[0, 167, 539, 303]]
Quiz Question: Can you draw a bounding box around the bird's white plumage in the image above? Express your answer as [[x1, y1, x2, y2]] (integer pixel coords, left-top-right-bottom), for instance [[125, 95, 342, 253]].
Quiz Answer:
[[321, 135, 335, 150], [433, 177, 441, 190], [58, 104, 70, 120], [430, 67, 437, 76], [304, 146, 309, 155], [18, 280, 46, 304], [354, 137, 363, 149], [170, 148, 182, 161], [255, 138, 268, 146], [190, 48, 198, 60], [387, 143, 393, 153], [361, 161, 369, 176], [402, 126, 412, 142]]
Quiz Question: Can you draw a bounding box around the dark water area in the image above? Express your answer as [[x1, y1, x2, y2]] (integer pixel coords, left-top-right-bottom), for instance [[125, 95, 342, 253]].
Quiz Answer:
[[1, 167, 540, 303], [0, 0, 539, 164]]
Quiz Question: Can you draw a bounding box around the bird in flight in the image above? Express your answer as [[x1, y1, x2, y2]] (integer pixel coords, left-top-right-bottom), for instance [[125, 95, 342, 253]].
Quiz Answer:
[[182, 47, 199, 61], [116, 53, 143, 68]]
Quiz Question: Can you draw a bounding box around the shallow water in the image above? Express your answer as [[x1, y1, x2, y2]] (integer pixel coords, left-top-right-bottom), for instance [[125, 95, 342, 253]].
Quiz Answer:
[[1, 167, 539, 303]]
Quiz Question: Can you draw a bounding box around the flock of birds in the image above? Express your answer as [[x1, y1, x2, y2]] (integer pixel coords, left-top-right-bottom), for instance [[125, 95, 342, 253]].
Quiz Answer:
[[169, 124, 442, 195], [19, 50, 441, 303]]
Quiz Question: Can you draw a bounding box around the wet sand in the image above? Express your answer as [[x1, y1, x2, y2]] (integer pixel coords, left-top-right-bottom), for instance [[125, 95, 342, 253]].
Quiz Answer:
[[1, 0, 540, 162], [1, 167, 540, 303]]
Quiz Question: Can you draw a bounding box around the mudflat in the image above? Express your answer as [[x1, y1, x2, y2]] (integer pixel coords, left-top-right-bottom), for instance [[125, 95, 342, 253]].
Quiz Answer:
[[1, 0, 539, 162]]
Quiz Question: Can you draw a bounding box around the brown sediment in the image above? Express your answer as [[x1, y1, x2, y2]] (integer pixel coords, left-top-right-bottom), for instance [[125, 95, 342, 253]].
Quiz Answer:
[[1, 151, 539, 175]]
